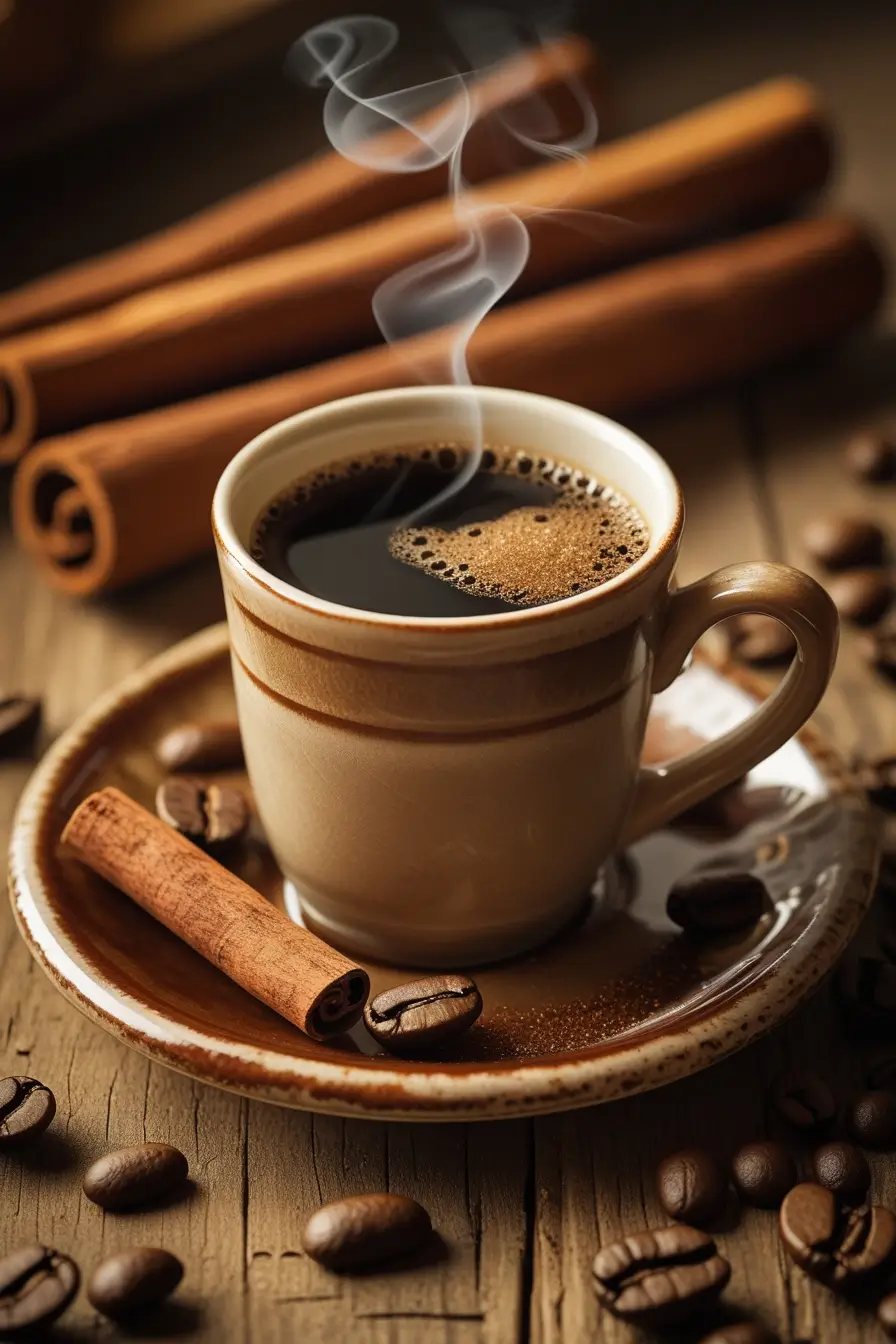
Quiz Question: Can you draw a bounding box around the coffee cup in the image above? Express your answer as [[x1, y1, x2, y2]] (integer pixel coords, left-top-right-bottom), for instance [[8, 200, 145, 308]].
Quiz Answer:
[[213, 386, 837, 967]]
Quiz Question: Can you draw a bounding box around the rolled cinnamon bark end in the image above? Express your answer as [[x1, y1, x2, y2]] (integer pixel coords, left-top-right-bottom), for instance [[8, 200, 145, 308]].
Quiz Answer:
[[13, 448, 116, 595], [61, 788, 370, 1040], [0, 357, 38, 463]]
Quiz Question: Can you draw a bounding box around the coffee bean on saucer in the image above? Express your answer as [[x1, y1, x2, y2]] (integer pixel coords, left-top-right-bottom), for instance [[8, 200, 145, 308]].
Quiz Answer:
[[592, 1224, 730, 1328], [667, 871, 766, 937], [302, 1193, 431, 1271], [0, 1244, 80, 1336], [727, 614, 795, 666], [847, 1088, 896, 1149], [860, 624, 896, 680], [837, 958, 896, 1034], [698, 1324, 780, 1344], [0, 1076, 56, 1148], [657, 1148, 729, 1224], [731, 1140, 797, 1208], [88, 1248, 183, 1320], [83, 1142, 188, 1210], [771, 1070, 835, 1131], [779, 1183, 896, 1288], [155, 721, 244, 773], [803, 515, 886, 570], [363, 975, 482, 1056], [812, 1141, 871, 1203], [846, 430, 896, 483], [827, 570, 894, 626], [0, 696, 41, 758], [880, 1292, 896, 1339], [156, 778, 249, 851], [856, 756, 896, 810]]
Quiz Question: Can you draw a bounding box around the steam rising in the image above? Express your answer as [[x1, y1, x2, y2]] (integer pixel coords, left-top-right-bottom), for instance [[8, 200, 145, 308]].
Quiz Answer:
[[288, 10, 597, 521]]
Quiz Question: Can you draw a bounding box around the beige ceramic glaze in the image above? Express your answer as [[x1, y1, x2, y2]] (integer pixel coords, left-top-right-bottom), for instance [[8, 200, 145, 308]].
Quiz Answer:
[[9, 626, 877, 1122], [213, 386, 839, 965]]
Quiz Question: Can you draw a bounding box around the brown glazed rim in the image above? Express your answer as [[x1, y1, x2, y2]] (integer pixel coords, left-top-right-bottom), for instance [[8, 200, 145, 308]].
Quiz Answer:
[[9, 624, 878, 1120]]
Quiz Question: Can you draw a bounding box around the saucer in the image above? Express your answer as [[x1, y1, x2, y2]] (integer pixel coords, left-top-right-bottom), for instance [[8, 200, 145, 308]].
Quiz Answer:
[[9, 624, 877, 1120]]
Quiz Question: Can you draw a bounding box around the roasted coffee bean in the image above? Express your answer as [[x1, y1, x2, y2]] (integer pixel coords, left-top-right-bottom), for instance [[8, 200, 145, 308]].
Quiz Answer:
[[827, 570, 894, 626], [868, 1057, 896, 1089], [302, 1193, 431, 1271], [156, 778, 249, 850], [657, 1148, 729, 1225], [88, 1248, 183, 1320], [846, 430, 896, 483], [592, 1224, 730, 1329], [155, 720, 244, 773], [860, 624, 896, 680], [857, 756, 896, 810], [771, 1069, 835, 1130], [726, 614, 795, 666], [0, 1244, 79, 1336], [779, 1183, 896, 1288], [731, 1140, 797, 1208], [837, 957, 896, 1034], [83, 1142, 188, 1210], [0, 696, 41, 758], [812, 1141, 871, 1203], [803, 515, 886, 570], [847, 1088, 896, 1149], [363, 975, 482, 1055], [0, 1076, 56, 1148], [698, 1324, 779, 1344], [880, 1292, 896, 1339], [667, 871, 767, 937]]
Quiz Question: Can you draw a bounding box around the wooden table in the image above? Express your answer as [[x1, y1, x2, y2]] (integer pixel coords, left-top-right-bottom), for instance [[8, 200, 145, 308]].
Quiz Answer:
[[2, 4, 895, 1340]]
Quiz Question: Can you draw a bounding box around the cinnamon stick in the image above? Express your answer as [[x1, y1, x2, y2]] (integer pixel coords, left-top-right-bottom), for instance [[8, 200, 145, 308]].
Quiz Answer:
[[62, 787, 369, 1040], [14, 215, 883, 598], [0, 35, 605, 341], [0, 78, 831, 460]]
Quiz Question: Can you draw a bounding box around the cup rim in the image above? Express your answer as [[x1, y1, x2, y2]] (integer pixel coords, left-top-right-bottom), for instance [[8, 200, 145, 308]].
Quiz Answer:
[[212, 386, 684, 630]]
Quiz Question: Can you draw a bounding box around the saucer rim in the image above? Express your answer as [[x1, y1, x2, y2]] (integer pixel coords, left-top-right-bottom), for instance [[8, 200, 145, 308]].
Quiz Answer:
[[8, 622, 878, 1121]]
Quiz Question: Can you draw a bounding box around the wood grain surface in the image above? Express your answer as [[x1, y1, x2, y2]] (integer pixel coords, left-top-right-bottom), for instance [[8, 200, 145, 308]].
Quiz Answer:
[[2, 3, 896, 1340]]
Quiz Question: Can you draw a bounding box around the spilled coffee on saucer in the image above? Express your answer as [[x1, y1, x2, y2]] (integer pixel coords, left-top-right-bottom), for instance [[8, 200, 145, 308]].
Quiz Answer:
[[251, 444, 649, 618]]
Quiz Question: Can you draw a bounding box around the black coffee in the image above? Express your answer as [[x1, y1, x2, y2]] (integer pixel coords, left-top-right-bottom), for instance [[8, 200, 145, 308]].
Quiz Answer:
[[251, 443, 649, 618]]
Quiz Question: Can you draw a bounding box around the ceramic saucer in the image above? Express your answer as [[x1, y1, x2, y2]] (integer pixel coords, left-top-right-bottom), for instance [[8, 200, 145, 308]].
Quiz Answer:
[[9, 624, 878, 1120]]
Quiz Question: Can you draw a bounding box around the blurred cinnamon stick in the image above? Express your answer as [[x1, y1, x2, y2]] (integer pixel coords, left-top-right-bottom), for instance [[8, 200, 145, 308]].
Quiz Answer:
[[14, 215, 883, 597], [0, 77, 831, 460], [0, 35, 604, 341]]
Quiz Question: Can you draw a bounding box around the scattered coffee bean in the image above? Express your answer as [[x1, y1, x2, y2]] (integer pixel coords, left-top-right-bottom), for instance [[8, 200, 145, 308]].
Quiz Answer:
[[726, 615, 795, 666], [155, 721, 244, 773], [846, 430, 896, 483], [698, 1324, 779, 1344], [592, 1224, 730, 1329], [88, 1248, 183, 1320], [827, 570, 894, 626], [657, 1148, 729, 1225], [83, 1142, 189, 1210], [868, 1057, 896, 1089], [857, 756, 896, 810], [847, 1088, 896, 1149], [363, 975, 482, 1055], [779, 1183, 896, 1288], [731, 1140, 797, 1209], [0, 696, 41, 758], [0, 1076, 56, 1148], [812, 1142, 871, 1204], [803, 515, 886, 570], [156, 778, 249, 850], [0, 1244, 79, 1336], [860, 624, 896, 680], [667, 871, 767, 937], [771, 1069, 835, 1131], [880, 1292, 896, 1340], [837, 957, 896, 1034], [302, 1193, 431, 1271]]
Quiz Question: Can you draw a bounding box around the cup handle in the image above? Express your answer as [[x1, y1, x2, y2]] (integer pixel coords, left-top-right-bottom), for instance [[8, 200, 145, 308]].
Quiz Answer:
[[621, 561, 839, 846]]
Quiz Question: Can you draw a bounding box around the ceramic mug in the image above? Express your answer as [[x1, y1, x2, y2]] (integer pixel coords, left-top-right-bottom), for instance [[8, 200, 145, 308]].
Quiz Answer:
[[213, 386, 838, 967]]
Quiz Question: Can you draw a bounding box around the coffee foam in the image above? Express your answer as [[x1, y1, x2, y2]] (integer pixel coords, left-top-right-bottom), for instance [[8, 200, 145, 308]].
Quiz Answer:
[[388, 447, 649, 606]]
